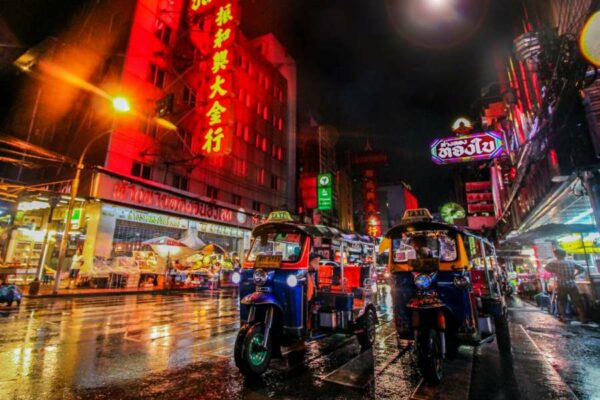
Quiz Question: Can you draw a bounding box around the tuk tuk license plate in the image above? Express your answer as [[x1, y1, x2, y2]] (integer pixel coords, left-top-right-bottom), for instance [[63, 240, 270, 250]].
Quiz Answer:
[[255, 255, 283, 269]]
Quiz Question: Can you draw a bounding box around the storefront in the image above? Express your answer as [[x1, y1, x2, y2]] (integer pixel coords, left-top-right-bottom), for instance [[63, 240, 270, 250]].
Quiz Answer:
[[2, 171, 261, 289]]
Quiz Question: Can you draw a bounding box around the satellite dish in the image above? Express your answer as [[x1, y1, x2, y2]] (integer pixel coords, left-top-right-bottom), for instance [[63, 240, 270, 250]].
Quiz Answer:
[[440, 202, 466, 224]]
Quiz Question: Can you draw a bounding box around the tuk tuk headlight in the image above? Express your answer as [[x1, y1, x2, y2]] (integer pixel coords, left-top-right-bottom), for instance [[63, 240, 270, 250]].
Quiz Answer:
[[453, 276, 469, 288], [286, 274, 298, 287], [414, 273, 433, 290], [253, 269, 268, 286], [231, 272, 241, 284]]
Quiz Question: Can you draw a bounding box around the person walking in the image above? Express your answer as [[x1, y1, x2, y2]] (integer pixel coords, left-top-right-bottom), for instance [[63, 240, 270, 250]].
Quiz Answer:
[[545, 248, 587, 324]]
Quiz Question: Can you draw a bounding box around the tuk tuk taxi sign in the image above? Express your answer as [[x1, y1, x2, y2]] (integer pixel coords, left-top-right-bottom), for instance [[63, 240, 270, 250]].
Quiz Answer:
[[267, 210, 294, 222], [402, 208, 433, 223]]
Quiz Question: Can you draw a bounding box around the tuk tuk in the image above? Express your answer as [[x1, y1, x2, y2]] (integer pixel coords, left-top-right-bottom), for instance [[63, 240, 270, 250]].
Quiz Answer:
[[232, 211, 379, 377], [384, 209, 510, 384]]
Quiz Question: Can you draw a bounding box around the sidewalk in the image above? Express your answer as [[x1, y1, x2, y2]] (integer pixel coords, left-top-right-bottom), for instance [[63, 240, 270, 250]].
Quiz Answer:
[[20, 284, 237, 298], [508, 296, 600, 399]]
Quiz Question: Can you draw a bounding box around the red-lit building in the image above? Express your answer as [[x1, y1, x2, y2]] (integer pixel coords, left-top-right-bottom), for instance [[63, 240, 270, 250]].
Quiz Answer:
[[0, 0, 296, 285]]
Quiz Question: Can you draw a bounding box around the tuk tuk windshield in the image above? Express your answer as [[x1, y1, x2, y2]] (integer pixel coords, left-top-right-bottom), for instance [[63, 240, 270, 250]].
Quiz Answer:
[[247, 231, 304, 263], [392, 230, 458, 264]]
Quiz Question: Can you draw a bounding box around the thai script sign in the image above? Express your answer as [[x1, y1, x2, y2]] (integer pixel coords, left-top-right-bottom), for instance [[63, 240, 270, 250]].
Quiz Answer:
[[93, 173, 259, 228], [430, 131, 504, 165]]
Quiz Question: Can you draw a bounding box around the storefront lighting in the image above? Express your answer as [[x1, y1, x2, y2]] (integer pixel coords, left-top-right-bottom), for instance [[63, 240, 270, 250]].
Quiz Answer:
[[566, 209, 594, 225], [18, 200, 50, 211]]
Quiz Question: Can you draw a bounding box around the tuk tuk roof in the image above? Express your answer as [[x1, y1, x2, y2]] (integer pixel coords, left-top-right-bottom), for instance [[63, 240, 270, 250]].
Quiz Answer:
[[252, 222, 376, 245], [384, 220, 492, 246]]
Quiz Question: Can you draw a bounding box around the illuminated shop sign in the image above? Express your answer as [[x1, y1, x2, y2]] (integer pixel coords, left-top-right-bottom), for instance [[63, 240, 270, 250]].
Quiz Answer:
[[430, 131, 504, 165], [190, 1, 240, 156], [93, 173, 259, 228]]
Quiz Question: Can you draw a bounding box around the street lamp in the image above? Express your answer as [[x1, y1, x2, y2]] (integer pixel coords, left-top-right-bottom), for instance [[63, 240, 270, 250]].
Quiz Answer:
[[52, 99, 130, 294]]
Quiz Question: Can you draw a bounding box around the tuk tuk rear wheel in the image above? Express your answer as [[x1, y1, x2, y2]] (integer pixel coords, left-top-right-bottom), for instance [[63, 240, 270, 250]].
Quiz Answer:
[[494, 313, 511, 353], [417, 329, 443, 385], [239, 322, 272, 377], [357, 308, 377, 350]]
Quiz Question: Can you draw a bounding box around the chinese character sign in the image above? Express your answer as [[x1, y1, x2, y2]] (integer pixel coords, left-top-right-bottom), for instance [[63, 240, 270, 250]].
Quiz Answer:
[[189, 1, 240, 157], [430, 131, 504, 165]]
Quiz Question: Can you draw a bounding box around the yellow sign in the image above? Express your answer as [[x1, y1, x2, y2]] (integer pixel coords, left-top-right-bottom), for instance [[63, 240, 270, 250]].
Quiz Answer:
[[255, 255, 283, 269], [402, 208, 433, 223], [580, 11, 600, 67], [267, 211, 293, 222]]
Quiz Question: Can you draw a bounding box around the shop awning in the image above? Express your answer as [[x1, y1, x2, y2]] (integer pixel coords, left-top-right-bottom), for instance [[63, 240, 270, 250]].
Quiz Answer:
[[502, 223, 597, 246]]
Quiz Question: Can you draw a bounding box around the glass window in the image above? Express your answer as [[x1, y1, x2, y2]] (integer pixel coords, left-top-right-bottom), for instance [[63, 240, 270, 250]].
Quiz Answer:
[[206, 185, 219, 199], [131, 162, 151, 179], [392, 231, 457, 263], [247, 231, 304, 263]]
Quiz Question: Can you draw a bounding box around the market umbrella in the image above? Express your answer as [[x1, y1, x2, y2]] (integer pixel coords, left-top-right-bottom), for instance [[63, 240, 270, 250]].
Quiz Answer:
[[179, 227, 206, 250], [142, 236, 194, 259], [201, 243, 228, 255]]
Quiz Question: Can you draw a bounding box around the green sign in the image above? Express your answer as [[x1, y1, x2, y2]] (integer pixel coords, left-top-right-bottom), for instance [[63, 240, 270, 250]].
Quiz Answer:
[[317, 173, 333, 210], [439, 202, 466, 224]]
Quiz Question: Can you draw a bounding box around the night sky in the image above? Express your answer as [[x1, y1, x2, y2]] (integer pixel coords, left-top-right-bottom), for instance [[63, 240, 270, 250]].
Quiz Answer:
[[0, 0, 518, 209]]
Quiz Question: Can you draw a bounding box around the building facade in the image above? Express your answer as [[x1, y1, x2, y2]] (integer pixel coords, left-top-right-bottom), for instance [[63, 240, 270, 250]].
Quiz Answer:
[[0, 0, 296, 287]]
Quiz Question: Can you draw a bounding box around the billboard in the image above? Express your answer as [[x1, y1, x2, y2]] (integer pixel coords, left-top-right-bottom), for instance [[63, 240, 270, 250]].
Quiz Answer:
[[430, 131, 504, 165]]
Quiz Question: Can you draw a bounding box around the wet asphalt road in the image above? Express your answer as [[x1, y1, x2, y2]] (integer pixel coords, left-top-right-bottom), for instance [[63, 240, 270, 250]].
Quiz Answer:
[[0, 288, 598, 400]]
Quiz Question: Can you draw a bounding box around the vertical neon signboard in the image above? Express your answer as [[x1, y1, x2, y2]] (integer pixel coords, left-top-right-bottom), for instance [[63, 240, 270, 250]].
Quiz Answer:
[[189, 0, 240, 156]]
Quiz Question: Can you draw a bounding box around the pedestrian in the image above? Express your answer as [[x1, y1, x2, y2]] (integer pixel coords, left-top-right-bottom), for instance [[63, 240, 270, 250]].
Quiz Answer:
[[545, 248, 587, 324]]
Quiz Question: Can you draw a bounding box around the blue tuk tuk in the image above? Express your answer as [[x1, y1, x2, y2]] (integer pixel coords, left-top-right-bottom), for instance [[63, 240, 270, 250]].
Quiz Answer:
[[232, 211, 379, 376], [384, 209, 511, 384]]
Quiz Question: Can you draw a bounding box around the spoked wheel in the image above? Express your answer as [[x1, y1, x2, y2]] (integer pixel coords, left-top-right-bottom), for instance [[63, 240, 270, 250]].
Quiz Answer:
[[494, 312, 511, 353], [417, 329, 443, 385], [357, 308, 377, 350], [238, 322, 272, 377]]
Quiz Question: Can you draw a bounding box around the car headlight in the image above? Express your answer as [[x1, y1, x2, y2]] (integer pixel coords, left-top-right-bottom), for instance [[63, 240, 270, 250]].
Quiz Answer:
[[231, 272, 241, 284], [253, 269, 268, 286], [286, 274, 298, 287], [453, 276, 469, 288], [414, 273, 433, 290]]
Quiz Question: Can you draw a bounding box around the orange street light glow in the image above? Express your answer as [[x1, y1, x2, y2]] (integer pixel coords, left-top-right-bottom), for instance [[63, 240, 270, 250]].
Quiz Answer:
[[112, 97, 131, 112]]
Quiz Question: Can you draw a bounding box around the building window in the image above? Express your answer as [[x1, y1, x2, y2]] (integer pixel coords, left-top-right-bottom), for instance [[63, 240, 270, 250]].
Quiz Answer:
[[172, 174, 189, 191], [252, 201, 261, 212], [232, 194, 242, 206], [243, 126, 250, 142], [154, 20, 172, 46], [238, 88, 244, 102], [270, 175, 280, 190], [255, 134, 261, 148], [261, 137, 268, 152], [264, 77, 270, 90], [180, 129, 192, 150], [235, 122, 243, 137], [277, 146, 283, 161], [263, 106, 268, 120], [278, 117, 283, 131], [233, 159, 246, 176], [256, 101, 262, 115], [148, 63, 166, 88], [257, 168, 265, 185], [182, 86, 196, 107], [271, 143, 277, 157], [245, 94, 252, 108], [131, 162, 152, 179], [140, 116, 158, 137], [206, 185, 219, 199]]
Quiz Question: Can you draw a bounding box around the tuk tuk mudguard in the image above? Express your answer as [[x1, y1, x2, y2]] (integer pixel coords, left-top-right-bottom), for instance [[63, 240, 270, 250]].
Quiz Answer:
[[239, 269, 305, 330], [391, 271, 473, 337]]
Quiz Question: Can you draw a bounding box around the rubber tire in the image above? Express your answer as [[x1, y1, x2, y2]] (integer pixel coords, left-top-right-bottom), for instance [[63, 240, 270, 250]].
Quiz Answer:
[[417, 329, 443, 385], [234, 325, 249, 372], [239, 322, 272, 377], [357, 308, 377, 350], [494, 313, 511, 353]]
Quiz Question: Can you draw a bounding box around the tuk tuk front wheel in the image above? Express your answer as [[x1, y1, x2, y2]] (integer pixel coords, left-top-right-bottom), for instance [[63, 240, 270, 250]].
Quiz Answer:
[[239, 322, 272, 377], [494, 313, 511, 353], [417, 329, 443, 385], [234, 325, 250, 371], [357, 308, 377, 350]]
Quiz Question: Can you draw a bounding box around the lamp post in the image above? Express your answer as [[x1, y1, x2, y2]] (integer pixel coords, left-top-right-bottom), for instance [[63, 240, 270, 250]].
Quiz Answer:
[[52, 97, 130, 294]]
